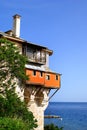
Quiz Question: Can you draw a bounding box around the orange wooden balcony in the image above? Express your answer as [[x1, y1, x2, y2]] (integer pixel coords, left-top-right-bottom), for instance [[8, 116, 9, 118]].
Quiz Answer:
[[26, 69, 61, 89]]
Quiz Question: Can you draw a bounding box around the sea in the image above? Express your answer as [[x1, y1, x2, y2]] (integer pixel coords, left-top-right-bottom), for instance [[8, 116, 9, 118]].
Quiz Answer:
[[44, 102, 87, 130]]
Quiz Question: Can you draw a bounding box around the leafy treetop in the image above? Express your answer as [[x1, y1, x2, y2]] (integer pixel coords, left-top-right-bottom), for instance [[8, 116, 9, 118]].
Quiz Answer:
[[0, 38, 28, 91]]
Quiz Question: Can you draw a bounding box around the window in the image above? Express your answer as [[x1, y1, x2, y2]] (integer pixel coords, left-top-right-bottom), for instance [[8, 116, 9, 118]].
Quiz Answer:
[[40, 71, 43, 77], [46, 75, 50, 80], [56, 75, 58, 80], [22, 45, 26, 55], [27, 46, 29, 52], [33, 70, 36, 76]]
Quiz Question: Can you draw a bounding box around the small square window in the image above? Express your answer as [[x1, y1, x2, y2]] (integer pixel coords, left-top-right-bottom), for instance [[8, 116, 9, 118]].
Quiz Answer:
[[40, 72, 43, 77], [46, 75, 50, 80], [33, 70, 36, 76], [56, 75, 58, 80]]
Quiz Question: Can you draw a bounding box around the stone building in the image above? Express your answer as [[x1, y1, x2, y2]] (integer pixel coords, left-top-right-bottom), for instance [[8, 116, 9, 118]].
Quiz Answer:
[[0, 14, 61, 130]]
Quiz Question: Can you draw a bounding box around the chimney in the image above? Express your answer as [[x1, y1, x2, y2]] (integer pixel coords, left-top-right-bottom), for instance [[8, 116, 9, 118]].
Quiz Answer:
[[13, 14, 21, 38]]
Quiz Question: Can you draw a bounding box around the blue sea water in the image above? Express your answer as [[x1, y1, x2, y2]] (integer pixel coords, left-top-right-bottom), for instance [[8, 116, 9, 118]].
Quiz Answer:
[[44, 102, 87, 130]]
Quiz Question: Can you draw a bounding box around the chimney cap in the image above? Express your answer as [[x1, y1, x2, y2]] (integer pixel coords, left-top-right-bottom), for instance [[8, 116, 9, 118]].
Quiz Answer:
[[13, 14, 21, 18]]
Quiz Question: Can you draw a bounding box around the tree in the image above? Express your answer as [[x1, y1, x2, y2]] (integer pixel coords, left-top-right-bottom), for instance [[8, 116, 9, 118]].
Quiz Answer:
[[0, 38, 37, 129], [0, 38, 28, 94]]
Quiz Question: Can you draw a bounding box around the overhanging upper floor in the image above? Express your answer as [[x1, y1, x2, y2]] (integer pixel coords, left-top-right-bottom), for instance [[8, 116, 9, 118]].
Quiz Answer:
[[26, 68, 61, 89]]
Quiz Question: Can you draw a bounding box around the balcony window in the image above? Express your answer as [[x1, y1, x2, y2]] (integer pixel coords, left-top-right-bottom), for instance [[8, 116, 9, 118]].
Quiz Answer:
[[56, 75, 58, 80], [26, 46, 46, 64], [33, 70, 36, 76], [46, 75, 50, 80]]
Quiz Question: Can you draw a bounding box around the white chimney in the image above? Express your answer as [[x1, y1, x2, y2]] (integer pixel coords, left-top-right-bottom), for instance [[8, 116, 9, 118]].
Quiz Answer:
[[13, 14, 21, 38]]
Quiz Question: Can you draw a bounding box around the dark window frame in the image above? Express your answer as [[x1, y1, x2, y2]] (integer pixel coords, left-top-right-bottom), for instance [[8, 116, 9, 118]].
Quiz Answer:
[[33, 70, 36, 76], [56, 75, 58, 80], [46, 75, 50, 80], [40, 71, 43, 77]]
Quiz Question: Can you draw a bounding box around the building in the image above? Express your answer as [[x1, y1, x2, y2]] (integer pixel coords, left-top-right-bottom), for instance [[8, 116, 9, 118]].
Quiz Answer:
[[0, 14, 61, 130]]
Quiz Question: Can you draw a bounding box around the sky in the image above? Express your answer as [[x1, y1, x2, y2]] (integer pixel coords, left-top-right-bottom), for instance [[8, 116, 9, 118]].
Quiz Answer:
[[0, 0, 87, 102]]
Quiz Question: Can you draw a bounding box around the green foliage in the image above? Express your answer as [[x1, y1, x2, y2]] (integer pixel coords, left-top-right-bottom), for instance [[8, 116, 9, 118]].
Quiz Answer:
[[44, 123, 63, 130], [0, 38, 28, 90], [0, 117, 31, 130], [0, 38, 37, 129], [0, 89, 37, 129]]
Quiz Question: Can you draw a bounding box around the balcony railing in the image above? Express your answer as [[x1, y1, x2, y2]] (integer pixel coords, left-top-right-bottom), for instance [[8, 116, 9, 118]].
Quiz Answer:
[[26, 54, 46, 64]]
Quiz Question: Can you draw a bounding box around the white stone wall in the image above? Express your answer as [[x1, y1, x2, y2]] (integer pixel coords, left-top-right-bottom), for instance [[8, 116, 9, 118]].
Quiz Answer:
[[25, 87, 49, 130]]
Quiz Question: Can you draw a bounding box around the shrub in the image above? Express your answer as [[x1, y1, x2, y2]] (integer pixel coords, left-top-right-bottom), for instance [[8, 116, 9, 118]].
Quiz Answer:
[[0, 89, 37, 129], [44, 123, 63, 130], [0, 117, 30, 130]]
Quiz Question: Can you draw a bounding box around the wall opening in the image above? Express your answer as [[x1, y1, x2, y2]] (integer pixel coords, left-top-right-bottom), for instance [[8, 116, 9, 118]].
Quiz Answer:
[[35, 90, 44, 106]]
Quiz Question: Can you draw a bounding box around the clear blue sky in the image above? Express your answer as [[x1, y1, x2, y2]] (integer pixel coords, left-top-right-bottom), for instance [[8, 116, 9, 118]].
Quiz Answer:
[[0, 0, 87, 102]]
